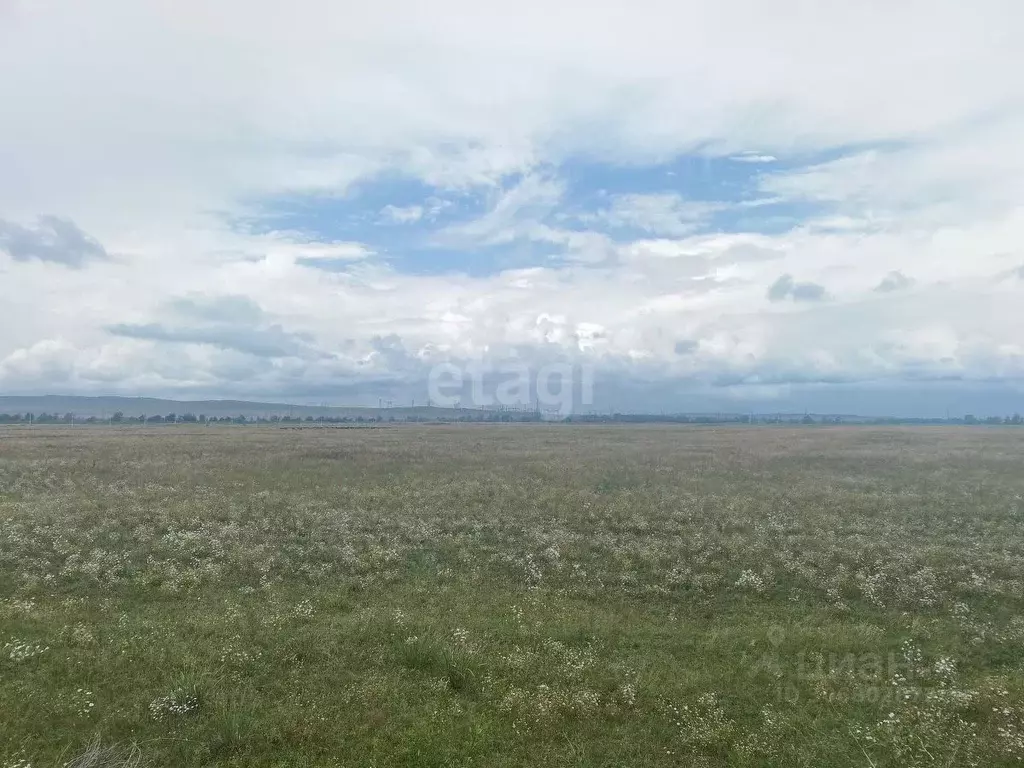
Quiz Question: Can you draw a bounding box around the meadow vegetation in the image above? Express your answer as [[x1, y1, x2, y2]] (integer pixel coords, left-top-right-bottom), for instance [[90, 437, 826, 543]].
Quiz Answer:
[[2, 424, 1024, 766]]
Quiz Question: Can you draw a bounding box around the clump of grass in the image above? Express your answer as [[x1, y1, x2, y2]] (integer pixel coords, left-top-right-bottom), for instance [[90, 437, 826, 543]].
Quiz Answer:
[[395, 632, 479, 694], [397, 633, 443, 673], [440, 647, 478, 695], [63, 738, 142, 768]]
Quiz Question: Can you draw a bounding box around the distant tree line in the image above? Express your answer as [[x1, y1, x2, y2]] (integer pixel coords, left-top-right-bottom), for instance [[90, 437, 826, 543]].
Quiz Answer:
[[962, 414, 1024, 425], [563, 413, 1024, 425], [0, 410, 547, 425], [1, 411, 1021, 426]]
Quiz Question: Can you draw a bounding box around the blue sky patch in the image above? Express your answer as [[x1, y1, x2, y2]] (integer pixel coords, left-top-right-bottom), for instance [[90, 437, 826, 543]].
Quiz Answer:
[[232, 149, 881, 276]]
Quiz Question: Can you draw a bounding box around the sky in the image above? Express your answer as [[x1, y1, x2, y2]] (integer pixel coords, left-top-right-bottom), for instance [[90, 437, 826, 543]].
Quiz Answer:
[[1, 0, 1023, 416]]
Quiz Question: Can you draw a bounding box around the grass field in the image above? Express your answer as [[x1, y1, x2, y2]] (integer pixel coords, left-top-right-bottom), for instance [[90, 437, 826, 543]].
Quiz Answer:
[[2, 425, 1024, 766]]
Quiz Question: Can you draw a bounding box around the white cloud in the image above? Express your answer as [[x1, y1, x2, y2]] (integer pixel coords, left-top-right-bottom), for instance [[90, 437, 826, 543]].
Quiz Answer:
[[0, 215, 108, 267], [438, 174, 565, 245], [268, 239, 373, 263], [594, 193, 724, 237], [761, 115, 1024, 225], [731, 153, 777, 163], [380, 205, 424, 224]]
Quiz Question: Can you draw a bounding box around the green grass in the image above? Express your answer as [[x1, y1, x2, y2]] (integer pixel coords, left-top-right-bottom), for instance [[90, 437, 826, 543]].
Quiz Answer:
[[2, 424, 1024, 766]]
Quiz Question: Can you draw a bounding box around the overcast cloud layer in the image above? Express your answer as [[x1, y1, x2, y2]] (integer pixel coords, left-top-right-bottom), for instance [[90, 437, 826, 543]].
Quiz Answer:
[[1, 0, 1023, 415]]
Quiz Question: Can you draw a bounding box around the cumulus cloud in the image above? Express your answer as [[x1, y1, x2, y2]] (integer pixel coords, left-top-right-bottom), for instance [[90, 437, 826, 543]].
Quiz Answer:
[[105, 295, 323, 359], [0, 216, 107, 267], [875, 270, 914, 293], [766, 274, 828, 303]]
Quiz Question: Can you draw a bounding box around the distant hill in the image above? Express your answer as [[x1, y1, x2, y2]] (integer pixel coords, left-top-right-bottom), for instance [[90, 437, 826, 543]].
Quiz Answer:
[[0, 395, 464, 420]]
